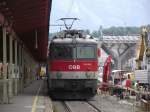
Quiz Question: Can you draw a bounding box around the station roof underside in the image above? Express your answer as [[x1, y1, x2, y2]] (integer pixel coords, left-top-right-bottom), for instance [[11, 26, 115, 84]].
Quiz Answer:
[[0, 0, 52, 61]]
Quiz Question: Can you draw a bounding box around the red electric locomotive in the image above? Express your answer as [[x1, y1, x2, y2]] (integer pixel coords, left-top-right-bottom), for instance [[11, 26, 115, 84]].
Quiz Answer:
[[47, 18, 100, 99]]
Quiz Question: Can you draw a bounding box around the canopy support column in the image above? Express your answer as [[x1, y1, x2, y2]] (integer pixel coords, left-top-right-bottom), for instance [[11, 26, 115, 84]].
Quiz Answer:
[[2, 27, 8, 103]]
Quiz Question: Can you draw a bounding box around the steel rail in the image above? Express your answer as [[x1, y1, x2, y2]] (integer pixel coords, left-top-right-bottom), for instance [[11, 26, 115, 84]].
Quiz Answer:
[[63, 101, 73, 112], [87, 101, 103, 112]]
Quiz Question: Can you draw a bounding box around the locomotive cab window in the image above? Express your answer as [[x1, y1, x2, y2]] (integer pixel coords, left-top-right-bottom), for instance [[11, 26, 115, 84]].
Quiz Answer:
[[50, 45, 73, 59], [76, 45, 96, 59]]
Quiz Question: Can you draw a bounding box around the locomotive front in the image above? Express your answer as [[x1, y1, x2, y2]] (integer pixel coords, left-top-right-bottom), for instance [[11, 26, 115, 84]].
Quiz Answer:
[[47, 30, 99, 99]]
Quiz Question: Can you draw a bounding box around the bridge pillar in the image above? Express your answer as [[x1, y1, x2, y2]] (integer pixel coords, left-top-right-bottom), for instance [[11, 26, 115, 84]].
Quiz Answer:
[[117, 57, 122, 69]]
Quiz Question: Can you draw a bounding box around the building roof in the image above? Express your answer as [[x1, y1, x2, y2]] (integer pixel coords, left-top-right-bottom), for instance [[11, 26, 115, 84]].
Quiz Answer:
[[0, 0, 52, 61]]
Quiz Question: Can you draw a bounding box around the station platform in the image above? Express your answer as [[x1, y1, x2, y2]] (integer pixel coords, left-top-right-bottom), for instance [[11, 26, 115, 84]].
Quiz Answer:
[[0, 80, 53, 112]]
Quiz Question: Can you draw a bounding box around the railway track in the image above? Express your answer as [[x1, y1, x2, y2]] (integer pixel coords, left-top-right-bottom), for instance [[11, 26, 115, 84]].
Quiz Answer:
[[87, 101, 103, 112], [63, 101, 73, 112], [51, 95, 133, 112], [52, 101, 73, 112], [52, 101, 103, 112]]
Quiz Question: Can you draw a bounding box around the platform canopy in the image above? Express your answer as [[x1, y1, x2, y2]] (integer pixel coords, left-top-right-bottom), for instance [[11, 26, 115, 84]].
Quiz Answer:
[[0, 0, 52, 61]]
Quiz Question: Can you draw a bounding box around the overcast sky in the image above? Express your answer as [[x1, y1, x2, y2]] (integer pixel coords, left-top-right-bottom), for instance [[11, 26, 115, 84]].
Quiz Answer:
[[49, 0, 150, 32]]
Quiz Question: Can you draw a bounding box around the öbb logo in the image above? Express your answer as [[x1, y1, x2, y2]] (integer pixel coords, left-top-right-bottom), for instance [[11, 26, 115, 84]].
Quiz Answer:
[[68, 65, 80, 70]]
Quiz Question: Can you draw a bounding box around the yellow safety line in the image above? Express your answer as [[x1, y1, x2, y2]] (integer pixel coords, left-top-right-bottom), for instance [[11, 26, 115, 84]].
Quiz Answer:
[[31, 82, 42, 112]]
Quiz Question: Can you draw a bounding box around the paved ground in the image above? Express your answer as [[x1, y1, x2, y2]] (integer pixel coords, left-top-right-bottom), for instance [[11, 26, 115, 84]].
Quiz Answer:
[[90, 95, 133, 112], [0, 80, 53, 112], [90, 94, 146, 112]]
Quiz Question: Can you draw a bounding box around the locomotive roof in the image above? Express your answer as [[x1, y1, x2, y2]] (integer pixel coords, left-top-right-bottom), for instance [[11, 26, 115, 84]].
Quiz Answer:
[[51, 30, 98, 44], [51, 37, 98, 44]]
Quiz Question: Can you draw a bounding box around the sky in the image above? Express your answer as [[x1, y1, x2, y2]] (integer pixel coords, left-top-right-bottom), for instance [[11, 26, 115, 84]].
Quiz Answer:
[[49, 0, 150, 32]]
